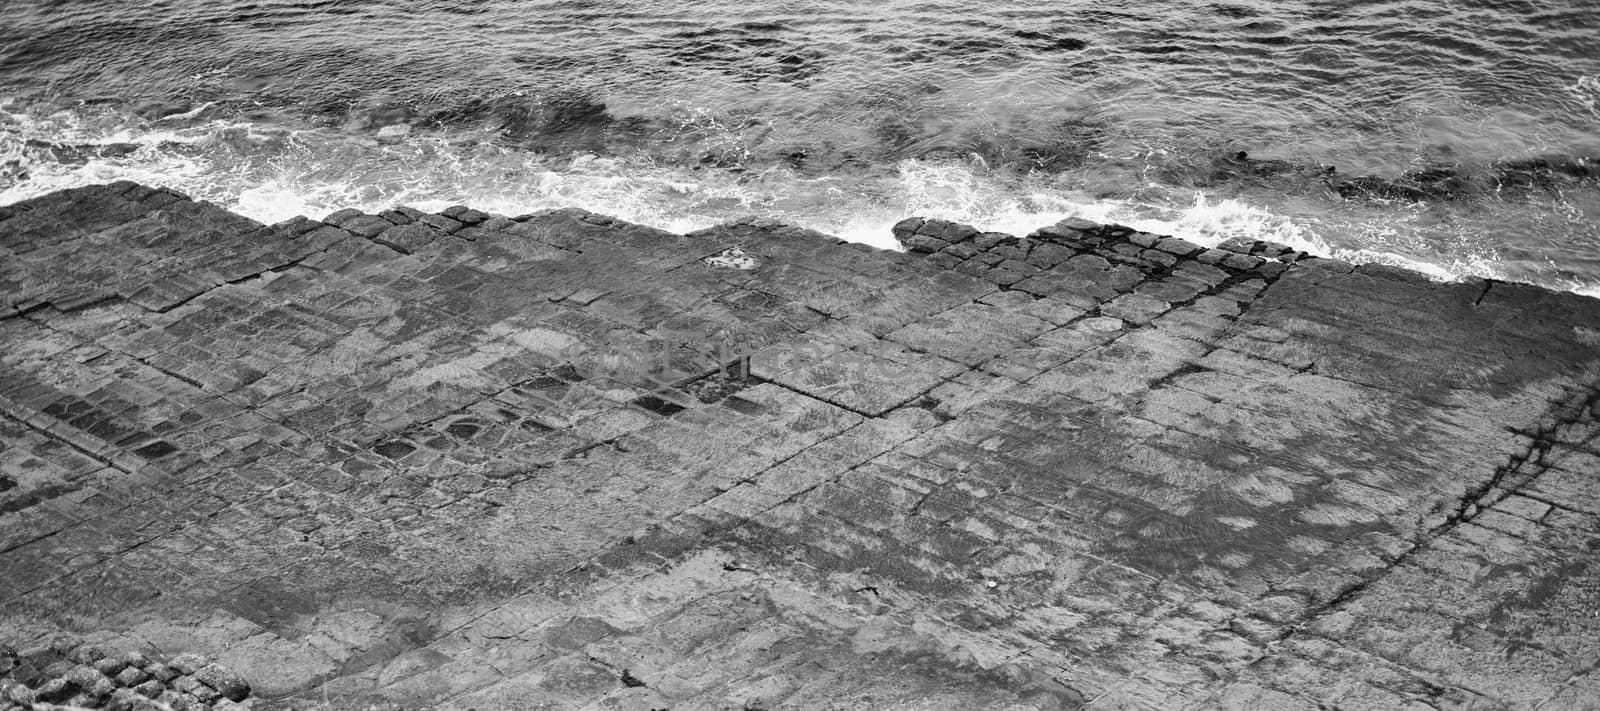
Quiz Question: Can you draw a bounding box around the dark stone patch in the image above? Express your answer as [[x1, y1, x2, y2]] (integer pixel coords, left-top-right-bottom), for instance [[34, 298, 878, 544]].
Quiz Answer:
[[114, 431, 158, 449], [372, 440, 417, 460], [41, 399, 73, 418], [516, 377, 571, 403], [444, 420, 482, 440], [0, 482, 76, 515], [84, 417, 135, 442], [420, 435, 456, 451], [195, 663, 251, 701], [722, 396, 770, 416], [543, 616, 623, 651], [218, 579, 322, 637], [133, 441, 178, 459], [679, 360, 759, 403], [620, 668, 647, 688], [632, 395, 686, 417]]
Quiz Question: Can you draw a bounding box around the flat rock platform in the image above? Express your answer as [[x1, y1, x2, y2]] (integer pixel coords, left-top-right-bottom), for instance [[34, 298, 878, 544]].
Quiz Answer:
[[2, 182, 1599, 710]]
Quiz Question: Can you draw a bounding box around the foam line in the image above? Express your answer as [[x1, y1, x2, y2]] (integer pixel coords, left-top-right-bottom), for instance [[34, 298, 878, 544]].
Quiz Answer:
[[0, 104, 1591, 295]]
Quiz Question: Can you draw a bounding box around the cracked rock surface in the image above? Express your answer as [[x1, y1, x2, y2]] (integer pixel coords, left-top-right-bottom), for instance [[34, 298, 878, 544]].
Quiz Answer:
[[2, 183, 1599, 709]]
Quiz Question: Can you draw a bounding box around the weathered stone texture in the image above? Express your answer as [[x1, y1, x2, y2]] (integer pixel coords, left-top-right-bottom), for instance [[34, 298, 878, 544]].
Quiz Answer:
[[2, 185, 1598, 709]]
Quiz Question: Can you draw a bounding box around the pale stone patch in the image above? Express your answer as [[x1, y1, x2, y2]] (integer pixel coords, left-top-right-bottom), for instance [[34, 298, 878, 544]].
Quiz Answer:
[[488, 320, 582, 356], [1228, 472, 1297, 506], [585, 549, 754, 628], [392, 343, 509, 392], [703, 246, 760, 270]]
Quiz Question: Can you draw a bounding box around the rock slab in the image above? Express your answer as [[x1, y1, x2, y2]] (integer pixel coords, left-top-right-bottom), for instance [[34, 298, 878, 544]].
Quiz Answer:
[[2, 183, 1599, 710]]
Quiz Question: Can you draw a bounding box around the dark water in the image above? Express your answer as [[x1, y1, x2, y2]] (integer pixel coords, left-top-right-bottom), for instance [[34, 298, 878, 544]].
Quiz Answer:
[[3, 0, 1600, 293]]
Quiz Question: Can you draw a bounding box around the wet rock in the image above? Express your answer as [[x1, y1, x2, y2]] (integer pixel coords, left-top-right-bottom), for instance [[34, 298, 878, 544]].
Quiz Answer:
[[322, 208, 364, 227], [1334, 175, 1428, 202], [1496, 154, 1599, 180], [422, 92, 613, 146], [1128, 231, 1160, 248], [1140, 249, 1179, 268], [134, 679, 167, 698], [132, 100, 194, 120], [64, 664, 114, 695], [194, 663, 251, 702], [1332, 153, 1598, 202], [1, 680, 35, 706], [419, 213, 464, 233], [0, 157, 26, 183], [190, 681, 221, 704], [343, 214, 396, 238], [1154, 237, 1204, 257], [921, 219, 980, 244], [66, 643, 107, 665], [969, 232, 1011, 251], [96, 656, 129, 677], [144, 661, 179, 682], [169, 654, 207, 675], [1221, 252, 1265, 271], [105, 687, 151, 711], [42, 658, 76, 678], [455, 208, 490, 225], [944, 242, 981, 260], [33, 678, 72, 703], [115, 664, 151, 687], [891, 217, 926, 243], [904, 234, 951, 254], [1039, 216, 1100, 238], [1212, 150, 1335, 182]]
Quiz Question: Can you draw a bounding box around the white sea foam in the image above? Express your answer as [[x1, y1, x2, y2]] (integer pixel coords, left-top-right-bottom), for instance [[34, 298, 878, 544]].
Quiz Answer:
[[156, 101, 219, 122], [1569, 75, 1600, 118], [0, 105, 1593, 295]]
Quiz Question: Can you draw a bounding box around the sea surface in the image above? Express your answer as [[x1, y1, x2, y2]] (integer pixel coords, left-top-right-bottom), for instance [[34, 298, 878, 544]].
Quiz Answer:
[[3, 0, 1599, 293]]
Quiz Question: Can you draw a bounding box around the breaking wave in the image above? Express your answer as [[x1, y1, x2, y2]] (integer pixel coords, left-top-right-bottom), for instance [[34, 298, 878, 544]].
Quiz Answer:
[[0, 100, 1593, 294]]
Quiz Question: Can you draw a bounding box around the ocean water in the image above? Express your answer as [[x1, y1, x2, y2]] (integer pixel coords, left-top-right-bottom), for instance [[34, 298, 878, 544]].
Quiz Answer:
[[2, 0, 1599, 293]]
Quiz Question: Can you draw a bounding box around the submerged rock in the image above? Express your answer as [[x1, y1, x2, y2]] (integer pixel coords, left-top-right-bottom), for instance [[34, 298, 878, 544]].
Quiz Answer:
[[1332, 152, 1599, 202], [1215, 150, 1336, 180], [1333, 174, 1430, 202]]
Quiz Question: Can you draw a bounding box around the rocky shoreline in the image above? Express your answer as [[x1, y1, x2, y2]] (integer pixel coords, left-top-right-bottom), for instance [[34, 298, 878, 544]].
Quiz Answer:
[[2, 183, 1598, 709]]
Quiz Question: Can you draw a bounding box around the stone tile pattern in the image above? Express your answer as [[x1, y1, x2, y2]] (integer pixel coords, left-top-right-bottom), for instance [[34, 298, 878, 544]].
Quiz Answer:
[[0, 183, 1597, 710], [1, 635, 250, 710]]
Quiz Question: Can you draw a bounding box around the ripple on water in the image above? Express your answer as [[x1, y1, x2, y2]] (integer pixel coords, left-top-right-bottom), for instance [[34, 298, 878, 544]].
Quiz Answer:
[[1, 0, 1598, 291]]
